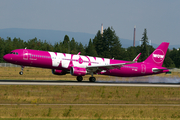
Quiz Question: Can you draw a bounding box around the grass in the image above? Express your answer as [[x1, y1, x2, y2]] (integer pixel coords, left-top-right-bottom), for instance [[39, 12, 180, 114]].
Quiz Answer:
[[0, 67, 76, 80], [0, 85, 180, 119], [0, 105, 180, 119], [1, 85, 180, 104]]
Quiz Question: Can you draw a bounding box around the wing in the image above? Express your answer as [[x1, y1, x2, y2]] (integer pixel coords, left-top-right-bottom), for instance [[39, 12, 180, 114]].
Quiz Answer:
[[86, 62, 134, 73], [86, 53, 140, 74]]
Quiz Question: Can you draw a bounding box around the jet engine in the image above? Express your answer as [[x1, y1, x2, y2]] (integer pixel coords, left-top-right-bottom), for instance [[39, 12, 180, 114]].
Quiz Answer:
[[52, 69, 67, 75], [70, 67, 87, 76]]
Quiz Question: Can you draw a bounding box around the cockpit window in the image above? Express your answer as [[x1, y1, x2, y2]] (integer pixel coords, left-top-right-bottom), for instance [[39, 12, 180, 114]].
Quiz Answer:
[[9, 52, 18, 55]]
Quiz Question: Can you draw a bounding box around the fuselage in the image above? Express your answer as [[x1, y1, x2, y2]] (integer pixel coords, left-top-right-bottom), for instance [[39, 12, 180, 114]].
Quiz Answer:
[[3, 49, 169, 77]]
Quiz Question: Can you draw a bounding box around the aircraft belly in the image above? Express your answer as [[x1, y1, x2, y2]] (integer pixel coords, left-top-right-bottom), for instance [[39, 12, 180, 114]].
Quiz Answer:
[[101, 67, 141, 77]]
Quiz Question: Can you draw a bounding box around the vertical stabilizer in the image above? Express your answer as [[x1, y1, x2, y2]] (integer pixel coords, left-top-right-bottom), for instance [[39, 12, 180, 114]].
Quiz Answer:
[[144, 42, 169, 67]]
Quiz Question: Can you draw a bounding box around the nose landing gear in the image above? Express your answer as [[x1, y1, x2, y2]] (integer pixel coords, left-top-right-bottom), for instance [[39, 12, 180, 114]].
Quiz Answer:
[[19, 66, 24, 75]]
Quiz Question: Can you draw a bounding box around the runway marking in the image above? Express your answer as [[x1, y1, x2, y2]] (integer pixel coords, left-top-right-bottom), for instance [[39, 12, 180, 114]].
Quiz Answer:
[[0, 104, 180, 106], [0, 81, 180, 87]]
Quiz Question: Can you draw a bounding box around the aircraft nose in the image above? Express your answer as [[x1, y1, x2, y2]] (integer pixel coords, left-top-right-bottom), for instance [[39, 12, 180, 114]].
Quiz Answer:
[[3, 54, 10, 62]]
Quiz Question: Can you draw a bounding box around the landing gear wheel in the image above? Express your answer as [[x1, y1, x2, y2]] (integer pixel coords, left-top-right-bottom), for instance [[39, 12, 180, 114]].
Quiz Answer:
[[19, 71, 23, 75], [19, 66, 24, 75], [77, 76, 83, 82], [89, 77, 96, 82]]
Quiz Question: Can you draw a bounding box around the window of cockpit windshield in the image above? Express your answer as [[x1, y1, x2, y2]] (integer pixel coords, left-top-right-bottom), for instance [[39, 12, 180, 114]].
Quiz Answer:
[[9, 52, 18, 55]]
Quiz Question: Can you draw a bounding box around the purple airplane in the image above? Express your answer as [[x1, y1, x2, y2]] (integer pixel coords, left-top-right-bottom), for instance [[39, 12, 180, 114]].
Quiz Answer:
[[3, 42, 170, 82]]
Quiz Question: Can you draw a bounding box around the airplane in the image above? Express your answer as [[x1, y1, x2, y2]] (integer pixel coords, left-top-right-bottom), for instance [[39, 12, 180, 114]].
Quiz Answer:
[[3, 42, 170, 82]]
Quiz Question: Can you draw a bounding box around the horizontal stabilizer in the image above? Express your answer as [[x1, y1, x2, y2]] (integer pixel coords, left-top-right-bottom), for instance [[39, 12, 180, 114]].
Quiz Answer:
[[152, 68, 169, 73]]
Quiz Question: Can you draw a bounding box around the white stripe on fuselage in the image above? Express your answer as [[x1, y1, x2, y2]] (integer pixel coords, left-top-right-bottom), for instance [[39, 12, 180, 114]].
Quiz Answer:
[[48, 52, 110, 68]]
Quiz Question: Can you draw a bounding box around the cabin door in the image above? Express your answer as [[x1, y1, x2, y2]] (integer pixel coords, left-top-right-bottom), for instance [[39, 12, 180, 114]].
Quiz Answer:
[[141, 64, 146, 74], [23, 50, 28, 60]]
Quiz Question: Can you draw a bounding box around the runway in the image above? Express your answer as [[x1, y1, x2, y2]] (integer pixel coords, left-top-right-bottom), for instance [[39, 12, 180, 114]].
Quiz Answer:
[[0, 80, 180, 87]]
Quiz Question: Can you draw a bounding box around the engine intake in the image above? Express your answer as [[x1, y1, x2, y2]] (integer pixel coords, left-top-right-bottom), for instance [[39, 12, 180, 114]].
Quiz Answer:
[[70, 67, 86, 76], [52, 69, 67, 75]]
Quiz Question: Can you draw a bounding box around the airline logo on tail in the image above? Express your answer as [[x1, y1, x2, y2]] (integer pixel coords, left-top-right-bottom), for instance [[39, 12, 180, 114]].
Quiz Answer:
[[152, 49, 165, 63]]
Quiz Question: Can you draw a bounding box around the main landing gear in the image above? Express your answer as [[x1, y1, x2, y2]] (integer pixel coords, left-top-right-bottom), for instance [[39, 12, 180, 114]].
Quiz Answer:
[[76, 75, 96, 82], [89, 77, 96, 82], [89, 72, 96, 82], [76, 76, 83, 82], [19, 66, 24, 75]]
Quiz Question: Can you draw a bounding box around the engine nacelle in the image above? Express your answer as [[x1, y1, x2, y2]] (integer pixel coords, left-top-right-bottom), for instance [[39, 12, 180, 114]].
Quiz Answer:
[[52, 69, 67, 75], [70, 67, 87, 76]]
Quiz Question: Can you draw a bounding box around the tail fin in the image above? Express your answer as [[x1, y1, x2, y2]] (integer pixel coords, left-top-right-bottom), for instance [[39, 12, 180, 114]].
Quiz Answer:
[[144, 42, 169, 67]]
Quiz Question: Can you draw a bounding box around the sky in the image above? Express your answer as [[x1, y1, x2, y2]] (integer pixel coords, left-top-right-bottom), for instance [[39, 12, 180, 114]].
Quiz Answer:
[[0, 0, 180, 45]]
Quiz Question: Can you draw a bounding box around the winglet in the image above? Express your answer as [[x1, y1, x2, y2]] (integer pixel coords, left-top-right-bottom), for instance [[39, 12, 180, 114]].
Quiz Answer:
[[133, 53, 141, 62], [77, 52, 81, 55]]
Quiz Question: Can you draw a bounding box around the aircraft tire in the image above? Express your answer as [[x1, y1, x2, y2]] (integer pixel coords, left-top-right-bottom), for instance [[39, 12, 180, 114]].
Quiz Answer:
[[19, 71, 23, 75], [89, 77, 96, 82], [77, 76, 83, 82]]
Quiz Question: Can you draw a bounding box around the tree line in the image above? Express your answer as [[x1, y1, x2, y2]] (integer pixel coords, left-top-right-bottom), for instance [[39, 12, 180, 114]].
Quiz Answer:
[[0, 27, 179, 68]]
